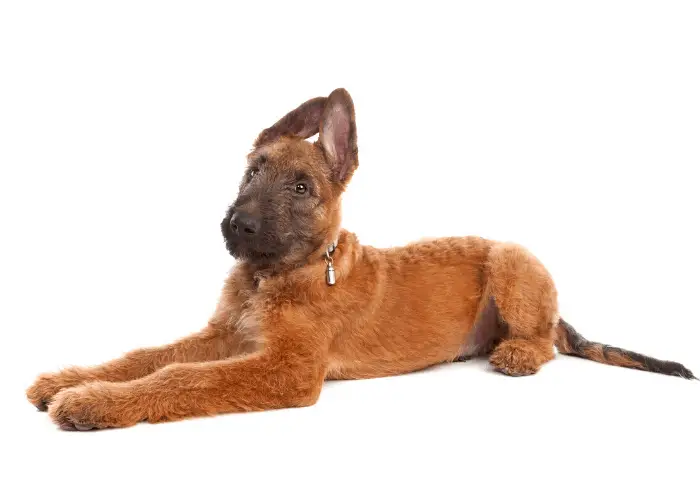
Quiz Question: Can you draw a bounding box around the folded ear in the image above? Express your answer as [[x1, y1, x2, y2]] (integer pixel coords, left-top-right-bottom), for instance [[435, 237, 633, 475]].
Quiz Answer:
[[319, 88, 358, 182], [254, 96, 327, 148]]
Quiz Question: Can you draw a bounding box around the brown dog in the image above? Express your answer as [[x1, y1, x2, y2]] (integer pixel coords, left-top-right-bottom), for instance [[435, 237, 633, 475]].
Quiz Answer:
[[27, 88, 695, 430]]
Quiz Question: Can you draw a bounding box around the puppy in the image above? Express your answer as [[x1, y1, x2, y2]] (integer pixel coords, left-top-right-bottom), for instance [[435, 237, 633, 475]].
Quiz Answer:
[[27, 88, 695, 430]]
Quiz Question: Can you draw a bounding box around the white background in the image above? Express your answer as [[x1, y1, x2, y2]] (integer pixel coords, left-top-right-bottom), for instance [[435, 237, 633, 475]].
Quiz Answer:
[[1, 1, 699, 499]]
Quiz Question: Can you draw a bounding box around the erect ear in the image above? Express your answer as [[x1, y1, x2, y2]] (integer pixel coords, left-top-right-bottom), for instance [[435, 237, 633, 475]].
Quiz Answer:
[[318, 88, 358, 182], [254, 96, 327, 148]]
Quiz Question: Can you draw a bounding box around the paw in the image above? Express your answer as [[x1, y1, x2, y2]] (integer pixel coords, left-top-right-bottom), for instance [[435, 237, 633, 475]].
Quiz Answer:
[[489, 340, 552, 377], [48, 383, 139, 431], [26, 371, 87, 411]]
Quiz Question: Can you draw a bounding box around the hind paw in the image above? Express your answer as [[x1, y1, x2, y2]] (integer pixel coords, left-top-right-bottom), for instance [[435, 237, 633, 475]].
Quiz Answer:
[[489, 339, 553, 377]]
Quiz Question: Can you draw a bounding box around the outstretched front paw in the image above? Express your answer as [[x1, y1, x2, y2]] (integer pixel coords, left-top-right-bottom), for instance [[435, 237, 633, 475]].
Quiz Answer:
[[48, 383, 141, 431], [26, 370, 89, 411]]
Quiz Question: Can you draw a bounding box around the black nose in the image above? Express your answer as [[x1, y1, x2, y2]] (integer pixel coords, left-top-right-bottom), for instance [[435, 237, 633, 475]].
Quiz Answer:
[[230, 211, 260, 236]]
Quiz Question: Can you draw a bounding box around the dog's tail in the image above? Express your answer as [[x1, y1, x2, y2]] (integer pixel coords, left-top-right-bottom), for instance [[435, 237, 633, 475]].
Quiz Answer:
[[554, 318, 696, 379]]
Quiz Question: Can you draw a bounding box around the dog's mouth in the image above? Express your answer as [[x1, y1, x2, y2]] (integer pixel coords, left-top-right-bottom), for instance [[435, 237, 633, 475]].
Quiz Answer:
[[224, 238, 282, 263], [220, 215, 285, 263], [239, 248, 277, 260], [222, 234, 279, 259]]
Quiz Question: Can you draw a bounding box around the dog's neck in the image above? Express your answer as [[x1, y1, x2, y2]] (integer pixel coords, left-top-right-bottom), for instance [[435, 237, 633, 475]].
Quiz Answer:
[[246, 233, 340, 286], [325, 239, 338, 256]]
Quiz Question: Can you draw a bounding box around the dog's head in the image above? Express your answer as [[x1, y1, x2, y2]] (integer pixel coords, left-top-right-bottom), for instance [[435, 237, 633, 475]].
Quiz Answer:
[[221, 88, 358, 268]]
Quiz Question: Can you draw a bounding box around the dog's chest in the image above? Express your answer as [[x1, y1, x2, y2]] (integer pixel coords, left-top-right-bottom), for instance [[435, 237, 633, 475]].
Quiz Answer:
[[228, 285, 269, 346], [236, 302, 262, 344], [232, 282, 300, 346]]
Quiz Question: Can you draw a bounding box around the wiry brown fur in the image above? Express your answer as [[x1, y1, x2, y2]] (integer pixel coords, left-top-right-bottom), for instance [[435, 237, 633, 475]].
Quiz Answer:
[[27, 88, 696, 431]]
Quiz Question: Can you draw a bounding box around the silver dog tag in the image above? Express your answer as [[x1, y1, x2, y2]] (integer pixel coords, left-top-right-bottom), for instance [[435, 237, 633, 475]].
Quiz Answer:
[[326, 262, 336, 285]]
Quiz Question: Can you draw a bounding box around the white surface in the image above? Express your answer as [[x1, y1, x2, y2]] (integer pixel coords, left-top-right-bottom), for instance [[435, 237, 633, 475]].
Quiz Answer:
[[1, 1, 698, 499]]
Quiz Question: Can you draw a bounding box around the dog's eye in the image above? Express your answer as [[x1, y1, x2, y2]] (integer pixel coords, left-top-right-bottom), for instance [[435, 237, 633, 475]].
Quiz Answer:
[[295, 183, 308, 195], [248, 169, 259, 179]]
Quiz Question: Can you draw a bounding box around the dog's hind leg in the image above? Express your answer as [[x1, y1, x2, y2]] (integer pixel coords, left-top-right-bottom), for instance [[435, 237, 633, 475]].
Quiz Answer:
[[484, 243, 558, 376]]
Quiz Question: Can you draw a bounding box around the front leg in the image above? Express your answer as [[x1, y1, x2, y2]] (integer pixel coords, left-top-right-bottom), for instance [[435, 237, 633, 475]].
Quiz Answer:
[[49, 344, 328, 430], [27, 322, 252, 411]]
